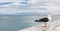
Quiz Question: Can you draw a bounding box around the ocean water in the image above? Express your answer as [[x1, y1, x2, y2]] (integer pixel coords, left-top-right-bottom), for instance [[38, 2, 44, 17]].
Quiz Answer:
[[0, 15, 60, 31]]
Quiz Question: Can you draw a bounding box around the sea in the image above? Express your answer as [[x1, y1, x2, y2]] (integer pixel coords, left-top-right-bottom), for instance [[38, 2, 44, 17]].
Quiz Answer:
[[0, 15, 60, 31]]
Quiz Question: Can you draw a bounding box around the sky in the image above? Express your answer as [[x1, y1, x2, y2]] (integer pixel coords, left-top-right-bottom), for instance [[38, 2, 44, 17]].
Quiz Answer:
[[0, 0, 60, 15]]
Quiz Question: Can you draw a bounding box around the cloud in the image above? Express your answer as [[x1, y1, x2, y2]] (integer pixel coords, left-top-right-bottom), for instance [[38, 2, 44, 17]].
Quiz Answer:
[[0, 0, 19, 2], [0, 0, 60, 15], [46, 5, 60, 15], [0, 7, 48, 15]]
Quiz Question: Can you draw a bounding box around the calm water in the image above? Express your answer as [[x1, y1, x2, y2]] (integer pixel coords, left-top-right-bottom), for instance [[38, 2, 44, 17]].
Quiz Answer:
[[0, 15, 60, 31]]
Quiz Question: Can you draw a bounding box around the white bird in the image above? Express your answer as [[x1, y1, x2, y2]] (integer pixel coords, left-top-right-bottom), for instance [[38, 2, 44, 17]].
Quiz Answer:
[[18, 15, 60, 31]]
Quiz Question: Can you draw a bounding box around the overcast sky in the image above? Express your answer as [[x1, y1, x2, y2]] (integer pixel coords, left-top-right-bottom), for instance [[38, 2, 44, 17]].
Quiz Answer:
[[0, 0, 60, 15]]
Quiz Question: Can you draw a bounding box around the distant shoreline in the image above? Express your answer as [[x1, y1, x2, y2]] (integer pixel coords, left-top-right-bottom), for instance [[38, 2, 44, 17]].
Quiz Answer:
[[0, 15, 59, 16]]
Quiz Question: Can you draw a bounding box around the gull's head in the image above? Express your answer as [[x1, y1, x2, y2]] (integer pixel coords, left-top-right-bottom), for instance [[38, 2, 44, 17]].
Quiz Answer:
[[48, 15, 53, 21]]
